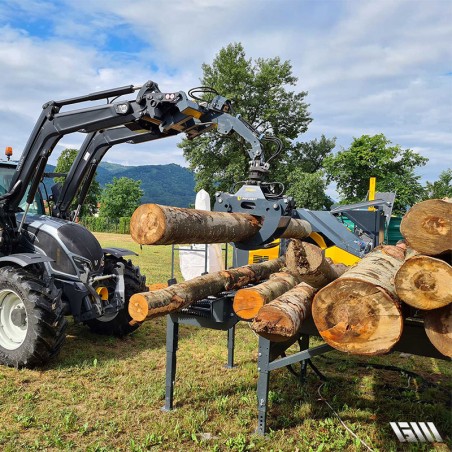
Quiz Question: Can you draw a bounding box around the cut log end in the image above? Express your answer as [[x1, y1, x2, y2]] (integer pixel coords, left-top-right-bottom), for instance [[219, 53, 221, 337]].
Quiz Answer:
[[128, 294, 150, 322], [252, 305, 296, 342], [400, 199, 452, 255], [395, 256, 452, 310], [232, 290, 265, 320], [130, 204, 165, 245], [424, 305, 452, 358], [251, 282, 316, 341], [313, 279, 403, 355], [286, 240, 323, 275]]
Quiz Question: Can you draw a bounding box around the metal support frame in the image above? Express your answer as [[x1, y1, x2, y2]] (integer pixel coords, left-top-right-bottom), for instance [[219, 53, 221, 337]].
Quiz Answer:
[[163, 315, 179, 411], [162, 313, 446, 434], [162, 307, 237, 412], [256, 335, 332, 435]]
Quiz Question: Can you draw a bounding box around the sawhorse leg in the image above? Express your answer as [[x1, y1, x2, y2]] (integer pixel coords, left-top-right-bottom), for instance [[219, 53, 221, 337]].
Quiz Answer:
[[163, 315, 179, 411], [256, 336, 271, 435], [226, 324, 235, 369], [299, 335, 309, 384]]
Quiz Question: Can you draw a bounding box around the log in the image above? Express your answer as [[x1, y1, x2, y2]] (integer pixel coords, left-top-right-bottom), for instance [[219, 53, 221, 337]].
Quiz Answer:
[[130, 203, 261, 245], [285, 240, 347, 288], [312, 245, 406, 355], [395, 255, 452, 310], [400, 198, 452, 255], [233, 272, 302, 320], [251, 283, 316, 342], [279, 219, 312, 240], [128, 257, 285, 321], [130, 204, 312, 245], [424, 305, 452, 358]]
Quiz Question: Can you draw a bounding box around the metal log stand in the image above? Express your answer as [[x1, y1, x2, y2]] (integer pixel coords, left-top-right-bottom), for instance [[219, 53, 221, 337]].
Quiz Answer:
[[256, 331, 332, 435], [161, 185, 334, 433], [163, 292, 239, 412], [162, 185, 448, 435]]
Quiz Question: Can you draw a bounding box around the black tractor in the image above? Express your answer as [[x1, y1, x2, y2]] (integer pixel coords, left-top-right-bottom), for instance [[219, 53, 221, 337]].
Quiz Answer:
[[0, 81, 274, 368], [0, 157, 146, 367]]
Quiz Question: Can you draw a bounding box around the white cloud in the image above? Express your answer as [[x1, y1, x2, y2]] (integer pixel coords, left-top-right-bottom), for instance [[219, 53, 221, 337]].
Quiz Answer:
[[0, 0, 450, 189]]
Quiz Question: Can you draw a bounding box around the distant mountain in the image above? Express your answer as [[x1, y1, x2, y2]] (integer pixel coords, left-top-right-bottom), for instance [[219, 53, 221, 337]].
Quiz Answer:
[[97, 162, 196, 207], [44, 162, 196, 208]]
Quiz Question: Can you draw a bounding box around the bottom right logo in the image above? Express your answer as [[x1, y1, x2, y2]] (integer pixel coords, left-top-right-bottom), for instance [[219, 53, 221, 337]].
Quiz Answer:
[[390, 422, 444, 443]]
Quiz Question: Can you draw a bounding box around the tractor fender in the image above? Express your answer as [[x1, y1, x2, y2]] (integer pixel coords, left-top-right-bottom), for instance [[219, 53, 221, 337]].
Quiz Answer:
[[0, 252, 54, 268], [102, 247, 138, 258]]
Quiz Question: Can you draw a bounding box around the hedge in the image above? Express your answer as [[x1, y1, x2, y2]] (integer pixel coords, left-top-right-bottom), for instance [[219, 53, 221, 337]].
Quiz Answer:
[[80, 216, 130, 234]]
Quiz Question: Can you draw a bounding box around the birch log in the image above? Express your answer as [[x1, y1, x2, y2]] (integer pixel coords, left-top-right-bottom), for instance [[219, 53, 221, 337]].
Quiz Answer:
[[312, 245, 406, 355], [128, 257, 285, 321], [395, 255, 452, 310], [130, 204, 311, 245], [251, 283, 316, 341], [424, 305, 452, 358], [233, 272, 302, 320], [400, 198, 452, 255]]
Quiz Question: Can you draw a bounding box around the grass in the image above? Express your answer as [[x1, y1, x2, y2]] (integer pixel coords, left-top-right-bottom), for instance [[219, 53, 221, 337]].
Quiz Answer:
[[0, 232, 450, 451]]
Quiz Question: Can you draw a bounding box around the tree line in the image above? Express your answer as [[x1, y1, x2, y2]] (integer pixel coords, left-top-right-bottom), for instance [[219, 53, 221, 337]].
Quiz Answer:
[[54, 42, 450, 219]]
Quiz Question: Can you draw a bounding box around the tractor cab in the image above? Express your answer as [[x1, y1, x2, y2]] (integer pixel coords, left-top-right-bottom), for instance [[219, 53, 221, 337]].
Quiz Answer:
[[0, 158, 45, 216]]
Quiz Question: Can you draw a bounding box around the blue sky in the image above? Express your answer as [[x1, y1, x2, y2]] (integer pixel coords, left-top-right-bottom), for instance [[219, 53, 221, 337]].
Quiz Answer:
[[0, 0, 451, 194]]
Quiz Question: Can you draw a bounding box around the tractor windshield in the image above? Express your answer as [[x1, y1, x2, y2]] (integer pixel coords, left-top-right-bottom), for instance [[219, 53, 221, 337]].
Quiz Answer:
[[0, 164, 45, 215]]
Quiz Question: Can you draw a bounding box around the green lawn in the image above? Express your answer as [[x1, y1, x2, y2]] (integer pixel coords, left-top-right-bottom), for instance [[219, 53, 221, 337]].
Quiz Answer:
[[0, 233, 449, 451]]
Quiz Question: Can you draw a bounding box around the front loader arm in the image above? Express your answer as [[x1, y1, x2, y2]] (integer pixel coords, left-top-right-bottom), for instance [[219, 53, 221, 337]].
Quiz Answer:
[[52, 94, 271, 220], [1, 80, 270, 248], [53, 127, 165, 219]]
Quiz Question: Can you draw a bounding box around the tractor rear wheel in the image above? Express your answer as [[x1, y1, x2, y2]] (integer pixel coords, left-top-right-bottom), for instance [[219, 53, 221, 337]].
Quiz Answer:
[[0, 266, 67, 368], [85, 258, 146, 336]]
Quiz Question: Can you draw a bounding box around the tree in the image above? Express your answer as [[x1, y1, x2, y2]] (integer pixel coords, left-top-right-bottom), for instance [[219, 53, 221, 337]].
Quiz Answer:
[[275, 135, 336, 208], [179, 43, 312, 195], [54, 148, 101, 216], [323, 134, 428, 214], [99, 177, 143, 218], [286, 170, 333, 210], [276, 135, 337, 181], [423, 169, 452, 199]]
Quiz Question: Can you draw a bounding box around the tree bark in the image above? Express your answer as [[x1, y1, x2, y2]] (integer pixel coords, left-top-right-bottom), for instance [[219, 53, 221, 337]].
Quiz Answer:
[[128, 257, 285, 321], [424, 305, 452, 358], [395, 255, 452, 310], [400, 198, 452, 255], [130, 204, 312, 245], [285, 240, 347, 288], [130, 203, 261, 245], [279, 219, 312, 240], [233, 272, 302, 320], [312, 245, 406, 355], [251, 283, 316, 342]]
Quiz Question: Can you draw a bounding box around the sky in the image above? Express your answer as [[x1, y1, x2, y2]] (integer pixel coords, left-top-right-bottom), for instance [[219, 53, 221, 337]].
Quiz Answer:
[[0, 0, 451, 191]]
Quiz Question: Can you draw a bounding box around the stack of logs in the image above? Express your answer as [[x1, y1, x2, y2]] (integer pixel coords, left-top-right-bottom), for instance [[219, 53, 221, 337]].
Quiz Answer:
[[395, 199, 451, 357], [128, 199, 451, 358]]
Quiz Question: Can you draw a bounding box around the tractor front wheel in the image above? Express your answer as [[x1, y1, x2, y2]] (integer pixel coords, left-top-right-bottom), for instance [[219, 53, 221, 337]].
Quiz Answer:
[[0, 266, 67, 368]]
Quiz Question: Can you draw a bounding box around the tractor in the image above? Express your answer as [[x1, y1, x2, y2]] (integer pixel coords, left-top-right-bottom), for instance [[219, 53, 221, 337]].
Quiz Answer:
[[0, 82, 277, 367]]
